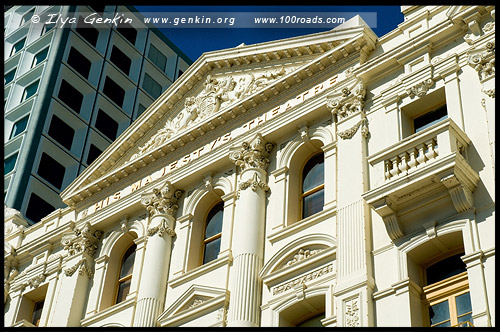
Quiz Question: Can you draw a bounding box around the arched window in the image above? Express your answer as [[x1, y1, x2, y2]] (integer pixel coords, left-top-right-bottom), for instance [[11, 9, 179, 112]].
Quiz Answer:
[[423, 253, 473, 327], [115, 244, 136, 304], [301, 153, 324, 219], [202, 202, 223, 264]]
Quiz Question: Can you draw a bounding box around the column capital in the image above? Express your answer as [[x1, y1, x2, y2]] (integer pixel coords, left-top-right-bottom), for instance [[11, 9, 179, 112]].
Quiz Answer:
[[141, 181, 184, 218], [61, 221, 103, 259], [326, 81, 366, 121], [229, 133, 274, 172]]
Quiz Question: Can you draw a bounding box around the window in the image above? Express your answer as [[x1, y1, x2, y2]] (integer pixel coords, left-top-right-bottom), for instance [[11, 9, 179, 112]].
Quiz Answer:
[[137, 103, 147, 117], [423, 253, 474, 327], [178, 69, 184, 78], [4, 153, 18, 175], [37, 152, 65, 189], [41, 22, 55, 35], [58, 79, 84, 113], [87, 144, 103, 165], [115, 244, 136, 304], [21, 9, 35, 26], [89, 5, 106, 15], [301, 153, 324, 219], [26, 193, 55, 223], [142, 73, 162, 99], [22, 80, 40, 101], [10, 115, 29, 139], [67, 47, 91, 79], [116, 22, 137, 45], [95, 109, 119, 140], [5, 68, 16, 85], [103, 77, 125, 107], [32, 47, 49, 67], [202, 202, 223, 264], [76, 16, 99, 46], [414, 105, 448, 133], [48, 115, 74, 150], [11, 37, 26, 56], [31, 299, 44, 326], [148, 45, 167, 72], [110, 45, 131, 75]]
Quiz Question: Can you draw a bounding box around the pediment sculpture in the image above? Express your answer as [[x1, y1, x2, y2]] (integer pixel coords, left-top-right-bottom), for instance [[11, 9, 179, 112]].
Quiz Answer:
[[130, 67, 288, 161]]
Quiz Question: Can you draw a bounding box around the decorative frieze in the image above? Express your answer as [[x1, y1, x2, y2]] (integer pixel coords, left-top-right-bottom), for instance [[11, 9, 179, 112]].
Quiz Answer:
[[406, 78, 434, 98], [272, 264, 333, 295], [284, 248, 323, 267], [229, 133, 274, 171], [141, 181, 184, 217], [344, 296, 361, 327]]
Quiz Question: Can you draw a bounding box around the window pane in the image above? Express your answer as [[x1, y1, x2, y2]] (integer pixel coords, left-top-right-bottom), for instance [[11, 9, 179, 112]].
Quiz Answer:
[[116, 279, 131, 304], [302, 154, 324, 193], [33, 48, 49, 66], [76, 17, 99, 46], [48, 115, 75, 150], [116, 22, 137, 45], [87, 144, 103, 165], [12, 38, 26, 55], [110, 46, 131, 75], [119, 245, 136, 279], [95, 109, 119, 140], [456, 292, 472, 316], [414, 105, 448, 133], [429, 300, 450, 326], [10, 116, 29, 139], [143, 74, 162, 99], [24, 80, 40, 100], [4, 154, 18, 175], [5, 68, 16, 84], [37, 152, 65, 189], [42, 23, 55, 34], [148, 45, 167, 71], [26, 193, 55, 223], [103, 77, 125, 107], [302, 188, 324, 218], [31, 299, 44, 326], [426, 253, 466, 285], [67, 47, 91, 79], [203, 237, 221, 264], [21, 9, 35, 25], [58, 80, 84, 113], [297, 313, 325, 327], [205, 202, 223, 239]]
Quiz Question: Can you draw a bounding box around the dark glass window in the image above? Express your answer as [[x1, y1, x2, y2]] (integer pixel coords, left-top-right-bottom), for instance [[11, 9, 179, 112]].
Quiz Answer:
[[178, 69, 184, 78], [203, 202, 223, 264], [5, 68, 16, 85], [10, 116, 29, 139], [301, 153, 324, 219], [31, 299, 44, 326], [23, 80, 39, 101], [4, 153, 18, 175], [87, 144, 103, 165], [48, 115, 74, 150], [136, 103, 146, 117], [58, 79, 84, 113], [142, 73, 162, 99], [26, 193, 55, 223], [41, 22, 55, 35], [426, 253, 466, 285], [32, 47, 49, 67], [110, 45, 131, 75], [38, 153, 65, 189], [11, 38, 26, 56], [95, 109, 119, 140], [76, 16, 99, 46], [148, 45, 167, 72], [67, 47, 92, 79], [115, 244, 136, 304], [414, 105, 448, 133], [116, 22, 137, 45], [103, 77, 125, 107], [21, 9, 35, 26]]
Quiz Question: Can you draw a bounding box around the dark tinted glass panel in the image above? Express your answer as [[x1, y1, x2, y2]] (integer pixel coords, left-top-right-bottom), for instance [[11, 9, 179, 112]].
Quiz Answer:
[[456, 292, 472, 316], [148, 45, 167, 71], [302, 188, 324, 218], [203, 237, 221, 264], [38, 153, 65, 189], [87, 144, 103, 165], [103, 77, 125, 107], [24, 80, 39, 100], [205, 202, 223, 239], [26, 193, 55, 223], [426, 253, 466, 285], [48, 115, 74, 150], [31, 300, 44, 326], [11, 38, 26, 55], [414, 105, 448, 133], [4, 154, 18, 175], [429, 300, 450, 326], [10, 116, 29, 139], [119, 245, 136, 279], [302, 154, 324, 193], [95, 109, 119, 140], [33, 48, 49, 66], [297, 313, 325, 327], [67, 47, 91, 79], [5, 68, 16, 84], [76, 17, 99, 46], [116, 22, 137, 45], [143, 74, 162, 99], [116, 278, 131, 304], [58, 80, 84, 113], [137, 104, 146, 117], [110, 46, 131, 75], [42, 23, 55, 34], [21, 9, 35, 25]]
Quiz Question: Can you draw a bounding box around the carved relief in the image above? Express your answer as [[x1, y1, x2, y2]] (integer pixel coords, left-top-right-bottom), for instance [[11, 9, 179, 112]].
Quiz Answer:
[[146, 218, 176, 238], [467, 41, 495, 81], [64, 258, 94, 278], [61, 222, 103, 258], [237, 172, 270, 198], [141, 181, 184, 217], [284, 248, 323, 267], [326, 82, 366, 121], [406, 78, 434, 98], [337, 118, 369, 140], [344, 296, 360, 327], [272, 264, 333, 295], [229, 133, 274, 171]]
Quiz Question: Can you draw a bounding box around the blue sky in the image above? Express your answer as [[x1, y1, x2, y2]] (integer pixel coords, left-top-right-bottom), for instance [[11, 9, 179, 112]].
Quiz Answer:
[[135, 6, 404, 62]]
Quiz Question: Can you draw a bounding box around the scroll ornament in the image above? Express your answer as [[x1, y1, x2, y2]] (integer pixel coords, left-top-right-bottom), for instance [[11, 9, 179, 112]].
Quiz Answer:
[[229, 133, 274, 171], [467, 41, 495, 81], [61, 221, 103, 258], [141, 181, 184, 217], [326, 83, 366, 121]]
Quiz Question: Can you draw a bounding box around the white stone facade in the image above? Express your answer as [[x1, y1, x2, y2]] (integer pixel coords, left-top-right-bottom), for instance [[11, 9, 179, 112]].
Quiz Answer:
[[4, 6, 495, 327]]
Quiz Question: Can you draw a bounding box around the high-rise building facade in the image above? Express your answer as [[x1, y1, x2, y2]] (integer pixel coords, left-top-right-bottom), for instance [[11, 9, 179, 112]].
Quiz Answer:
[[4, 6, 495, 327], [4, 5, 192, 224]]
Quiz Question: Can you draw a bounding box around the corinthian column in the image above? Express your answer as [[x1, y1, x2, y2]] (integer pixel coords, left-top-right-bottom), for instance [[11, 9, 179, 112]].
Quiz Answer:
[[227, 133, 274, 327], [133, 181, 183, 327]]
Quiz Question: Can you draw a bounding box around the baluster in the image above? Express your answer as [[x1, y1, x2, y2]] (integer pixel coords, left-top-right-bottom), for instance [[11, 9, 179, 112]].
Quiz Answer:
[[416, 143, 427, 165], [390, 156, 400, 177], [385, 160, 392, 179], [425, 138, 438, 160], [398, 152, 409, 173], [407, 147, 418, 169]]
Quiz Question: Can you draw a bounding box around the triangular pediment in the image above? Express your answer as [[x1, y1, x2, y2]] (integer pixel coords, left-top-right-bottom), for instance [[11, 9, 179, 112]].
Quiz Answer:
[[61, 15, 377, 207]]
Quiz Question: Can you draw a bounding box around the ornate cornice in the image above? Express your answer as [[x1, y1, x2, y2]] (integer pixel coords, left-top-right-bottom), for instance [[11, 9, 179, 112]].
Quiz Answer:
[[141, 181, 184, 217], [406, 78, 434, 98], [229, 133, 274, 172]]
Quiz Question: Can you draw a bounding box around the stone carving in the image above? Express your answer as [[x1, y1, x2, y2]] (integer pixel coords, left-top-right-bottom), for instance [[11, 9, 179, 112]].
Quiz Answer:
[[467, 41, 495, 81], [146, 218, 176, 238], [26, 273, 47, 288], [482, 89, 495, 98], [229, 133, 274, 171], [64, 258, 94, 278], [344, 296, 360, 327], [338, 118, 369, 140], [326, 82, 366, 121], [131, 67, 287, 161], [406, 78, 434, 98], [482, 21, 495, 33], [238, 172, 270, 197], [284, 248, 323, 267], [272, 264, 333, 295], [61, 222, 103, 258], [4, 252, 18, 303], [141, 181, 184, 217]]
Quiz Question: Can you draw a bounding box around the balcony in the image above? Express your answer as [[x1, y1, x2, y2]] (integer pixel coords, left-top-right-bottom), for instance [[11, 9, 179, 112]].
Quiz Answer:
[[362, 119, 479, 241]]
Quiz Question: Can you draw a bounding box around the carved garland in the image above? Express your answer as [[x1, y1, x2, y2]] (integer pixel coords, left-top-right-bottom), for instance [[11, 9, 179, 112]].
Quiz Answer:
[[337, 118, 369, 140], [146, 218, 176, 237]]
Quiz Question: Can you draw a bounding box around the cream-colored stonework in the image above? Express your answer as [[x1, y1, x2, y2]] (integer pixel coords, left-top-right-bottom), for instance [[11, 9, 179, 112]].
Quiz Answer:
[[5, 6, 495, 327]]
